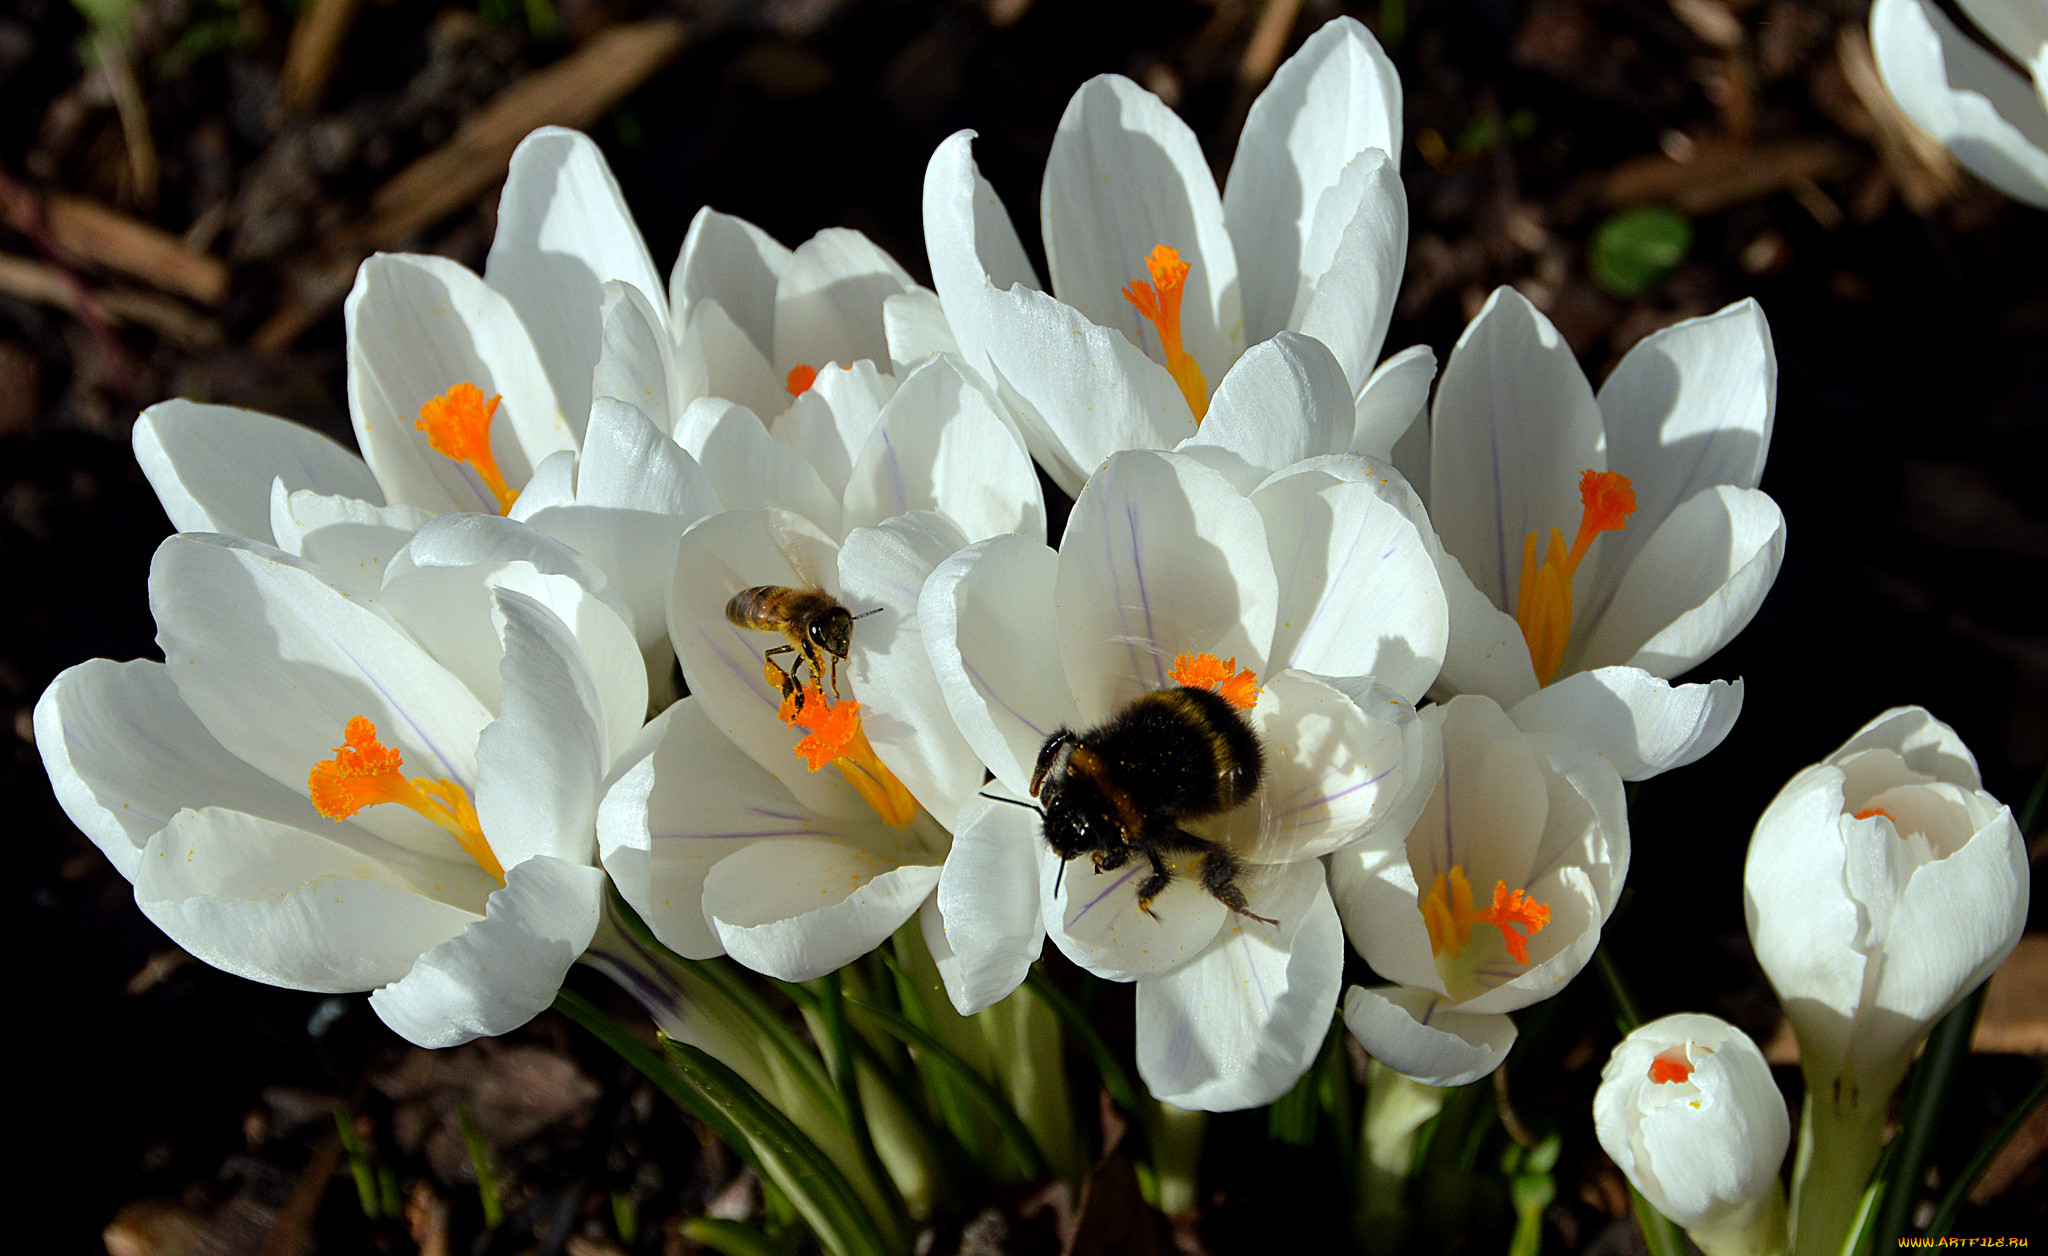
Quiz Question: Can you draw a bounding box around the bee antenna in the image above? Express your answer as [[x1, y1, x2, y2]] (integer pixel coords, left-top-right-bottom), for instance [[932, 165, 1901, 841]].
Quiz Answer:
[[850, 606, 883, 621], [1054, 859, 1066, 897], [978, 790, 1044, 816]]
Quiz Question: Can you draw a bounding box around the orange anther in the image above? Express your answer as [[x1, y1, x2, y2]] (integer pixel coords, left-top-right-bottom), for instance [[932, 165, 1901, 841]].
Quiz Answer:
[[786, 364, 819, 396], [307, 716, 503, 883], [1649, 1045, 1696, 1085], [1121, 244, 1209, 421], [416, 382, 517, 515], [1514, 469, 1637, 686], [1169, 652, 1261, 710]]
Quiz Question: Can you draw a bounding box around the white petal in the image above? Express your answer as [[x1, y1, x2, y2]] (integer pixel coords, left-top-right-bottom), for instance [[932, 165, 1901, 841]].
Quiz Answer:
[[925, 792, 1048, 1014], [1585, 299, 1776, 612], [920, 130, 1043, 390], [1250, 458, 1447, 698], [1351, 344, 1437, 460], [771, 359, 896, 500], [1871, 0, 2048, 208], [1578, 485, 1785, 677], [673, 398, 841, 532], [36, 660, 313, 877], [681, 298, 786, 420], [1510, 668, 1743, 781], [370, 855, 607, 1047], [671, 207, 790, 355], [1042, 75, 1241, 381], [1429, 539, 1542, 705], [269, 484, 432, 597], [1864, 804, 2026, 1067], [1343, 986, 1516, 1086], [473, 588, 613, 868], [1216, 672, 1427, 864], [151, 534, 492, 856], [704, 839, 943, 981], [920, 534, 1082, 794], [1956, 0, 2048, 65], [346, 253, 570, 512], [135, 806, 478, 992], [1057, 450, 1277, 722], [1225, 15, 1402, 343], [591, 280, 683, 436], [772, 228, 918, 375], [1296, 152, 1407, 393], [486, 127, 663, 428], [578, 396, 721, 518], [135, 401, 381, 542], [1179, 332, 1354, 486], [844, 356, 1045, 543], [981, 281, 1198, 496], [840, 513, 985, 830], [883, 288, 962, 374], [1428, 287, 1605, 614], [1043, 841, 1227, 982], [1137, 862, 1344, 1110], [598, 699, 843, 961], [1834, 705, 1982, 785], [521, 502, 686, 665]]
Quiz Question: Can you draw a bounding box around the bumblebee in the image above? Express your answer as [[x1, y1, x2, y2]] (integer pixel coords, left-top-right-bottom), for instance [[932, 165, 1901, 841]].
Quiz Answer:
[[724, 585, 873, 710], [1029, 685, 1275, 925]]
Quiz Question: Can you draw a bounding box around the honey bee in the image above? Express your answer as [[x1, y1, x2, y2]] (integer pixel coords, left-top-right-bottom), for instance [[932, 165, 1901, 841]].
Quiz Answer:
[[1025, 685, 1276, 925], [724, 584, 875, 711]]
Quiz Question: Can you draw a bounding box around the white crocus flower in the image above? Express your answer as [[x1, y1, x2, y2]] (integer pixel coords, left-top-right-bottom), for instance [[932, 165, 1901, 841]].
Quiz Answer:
[[918, 447, 1447, 1110], [1744, 707, 2026, 1252], [1333, 694, 1627, 1087], [1417, 287, 1784, 781], [37, 514, 648, 1047], [1595, 1015, 1790, 1256], [1871, 0, 2048, 209], [921, 16, 1434, 495], [599, 356, 1044, 985], [132, 128, 714, 680]]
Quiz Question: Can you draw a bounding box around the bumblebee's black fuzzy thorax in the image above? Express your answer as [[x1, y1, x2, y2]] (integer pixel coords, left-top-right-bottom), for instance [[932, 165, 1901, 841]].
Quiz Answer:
[[1080, 686, 1261, 818]]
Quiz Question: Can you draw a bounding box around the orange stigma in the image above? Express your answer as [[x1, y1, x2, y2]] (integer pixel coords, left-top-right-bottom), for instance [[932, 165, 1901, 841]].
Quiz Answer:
[[1648, 1045, 1697, 1085], [1419, 866, 1551, 966], [786, 364, 818, 396], [1852, 807, 1895, 822], [776, 681, 917, 828], [1514, 469, 1636, 686], [1121, 245, 1209, 421], [416, 382, 517, 515], [1169, 652, 1261, 710], [308, 716, 504, 883]]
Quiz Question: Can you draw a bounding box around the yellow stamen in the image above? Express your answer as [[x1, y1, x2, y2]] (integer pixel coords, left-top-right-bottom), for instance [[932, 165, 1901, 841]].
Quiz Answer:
[[1418, 865, 1550, 966], [777, 680, 917, 828], [416, 382, 517, 515], [1514, 469, 1636, 685], [1168, 651, 1261, 710], [1122, 244, 1209, 422], [308, 716, 505, 883]]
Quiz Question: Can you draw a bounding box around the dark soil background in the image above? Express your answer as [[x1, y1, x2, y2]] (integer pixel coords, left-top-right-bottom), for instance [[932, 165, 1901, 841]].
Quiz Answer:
[[3, 0, 2043, 1252]]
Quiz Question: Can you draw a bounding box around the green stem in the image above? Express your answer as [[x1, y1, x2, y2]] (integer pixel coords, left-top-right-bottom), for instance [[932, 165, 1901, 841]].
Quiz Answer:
[[1630, 1184, 1692, 1256], [1594, 945, 1646, 1034], [1789, 1082, 1890, 1256], [1151, 1103, 1206, 1216]]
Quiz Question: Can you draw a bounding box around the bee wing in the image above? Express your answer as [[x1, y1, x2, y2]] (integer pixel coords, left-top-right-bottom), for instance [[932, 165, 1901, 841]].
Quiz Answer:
[[765, 509, 839, 593]]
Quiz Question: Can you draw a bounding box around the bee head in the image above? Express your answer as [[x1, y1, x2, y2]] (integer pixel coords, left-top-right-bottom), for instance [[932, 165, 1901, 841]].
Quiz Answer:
[[808, 606, 854, 657], [1038, 777, 1118, 861]]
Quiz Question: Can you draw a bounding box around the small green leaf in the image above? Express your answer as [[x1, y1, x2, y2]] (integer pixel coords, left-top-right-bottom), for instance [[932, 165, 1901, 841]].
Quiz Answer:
[[1589, 207, 1694, 299]]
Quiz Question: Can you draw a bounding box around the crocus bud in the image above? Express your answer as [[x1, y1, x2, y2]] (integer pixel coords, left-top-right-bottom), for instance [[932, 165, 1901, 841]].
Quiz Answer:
[[1595, 1014, 1789, 1256], [1744, 706, 2027, 1106]]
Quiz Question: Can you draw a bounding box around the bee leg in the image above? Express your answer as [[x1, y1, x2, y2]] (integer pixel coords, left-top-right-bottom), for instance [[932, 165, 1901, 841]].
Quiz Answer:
[[762, 646, 803, 708], [1135, 851, 1175, 921], [825, 651, 842, 700], [1168, 832, 1278, 926]]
